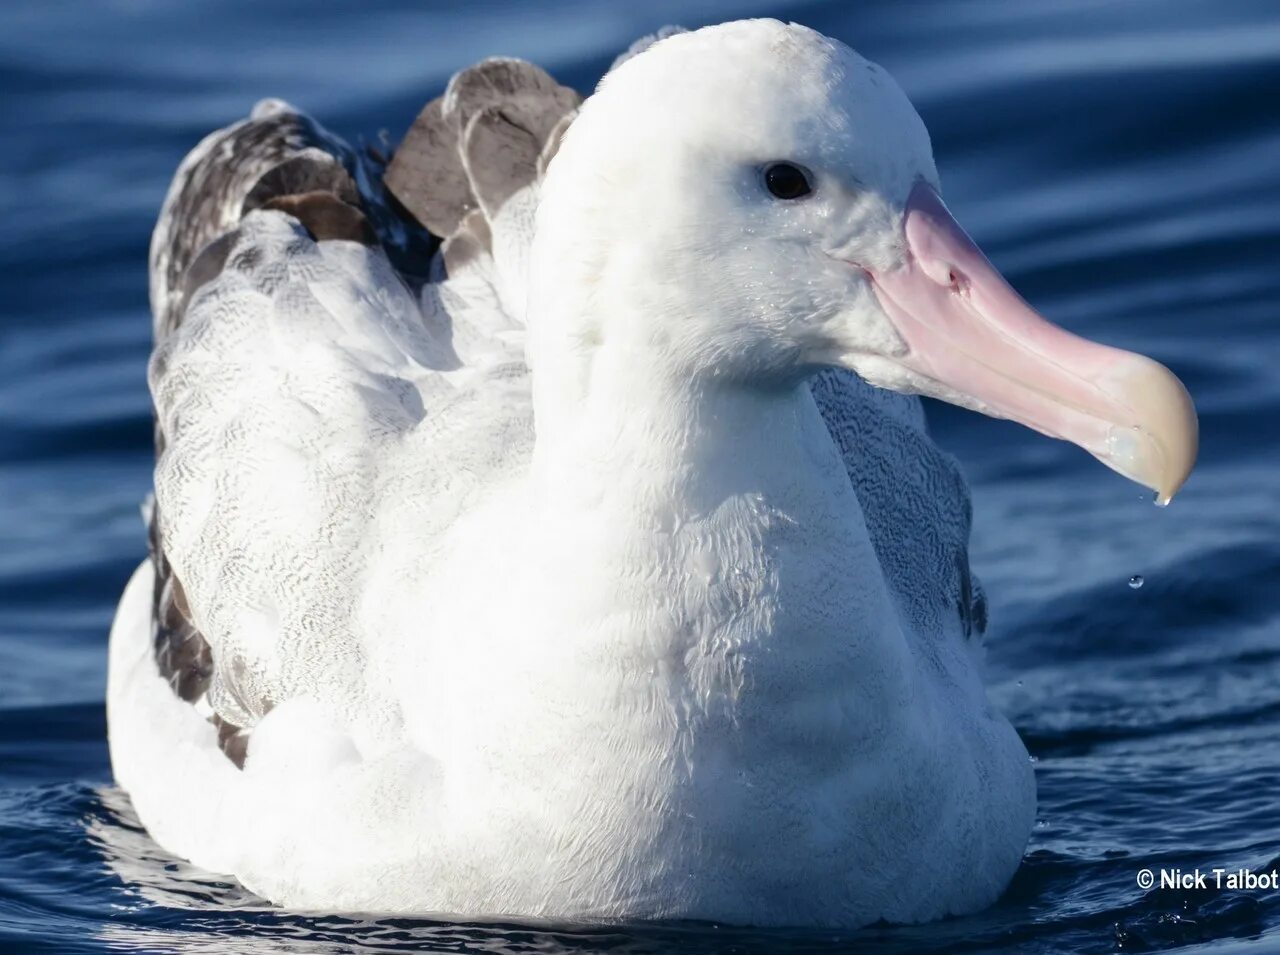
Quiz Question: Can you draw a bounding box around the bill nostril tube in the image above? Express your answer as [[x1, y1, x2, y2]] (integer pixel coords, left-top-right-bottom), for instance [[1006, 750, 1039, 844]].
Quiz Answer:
[[917, 255, 954, 287]]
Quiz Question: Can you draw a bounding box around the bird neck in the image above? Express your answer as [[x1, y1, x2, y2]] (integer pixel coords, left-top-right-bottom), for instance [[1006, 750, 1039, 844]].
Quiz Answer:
[[515, 324, 920, 782], [524, 313, 896, 628]]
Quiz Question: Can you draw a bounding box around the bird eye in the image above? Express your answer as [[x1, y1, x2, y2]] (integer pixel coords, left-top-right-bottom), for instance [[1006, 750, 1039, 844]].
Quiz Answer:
[[763, 162, 813, 200]]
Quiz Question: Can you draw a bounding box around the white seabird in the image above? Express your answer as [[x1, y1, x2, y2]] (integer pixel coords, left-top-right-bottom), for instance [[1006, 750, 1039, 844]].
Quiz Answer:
[[107, 19, 1197, 927]]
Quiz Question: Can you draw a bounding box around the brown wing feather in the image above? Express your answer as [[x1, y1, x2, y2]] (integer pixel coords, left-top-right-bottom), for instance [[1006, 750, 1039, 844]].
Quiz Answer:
[[384, 58, 580, 255]]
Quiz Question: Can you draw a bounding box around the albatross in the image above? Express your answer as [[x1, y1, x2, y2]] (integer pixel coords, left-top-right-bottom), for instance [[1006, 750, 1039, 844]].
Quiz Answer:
[[107, 19, 1197, 927]]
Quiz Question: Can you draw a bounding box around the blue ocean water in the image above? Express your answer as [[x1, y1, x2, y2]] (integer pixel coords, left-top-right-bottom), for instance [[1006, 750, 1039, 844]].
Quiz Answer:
[[1, 0, 1278, 951]]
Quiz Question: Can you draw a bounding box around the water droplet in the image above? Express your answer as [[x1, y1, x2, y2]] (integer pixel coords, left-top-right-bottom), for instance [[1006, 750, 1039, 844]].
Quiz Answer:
[[1016, 679, 1024, 687], [1128, 575, 1144, 589]]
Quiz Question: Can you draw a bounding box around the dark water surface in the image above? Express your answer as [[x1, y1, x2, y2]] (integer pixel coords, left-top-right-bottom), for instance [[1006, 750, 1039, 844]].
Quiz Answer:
[[2, 0, 1279, 951]]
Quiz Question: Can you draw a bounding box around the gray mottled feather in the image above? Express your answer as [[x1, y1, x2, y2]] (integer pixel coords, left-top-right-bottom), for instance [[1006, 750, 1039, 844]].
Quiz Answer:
[[147, 99, 437, 768], [811, 370, 987, 642], [145, 62, 579, 765]]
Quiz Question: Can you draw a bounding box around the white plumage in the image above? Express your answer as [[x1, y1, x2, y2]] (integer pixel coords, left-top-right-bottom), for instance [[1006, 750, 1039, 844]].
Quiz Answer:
[[109, 19, 1046, 927]]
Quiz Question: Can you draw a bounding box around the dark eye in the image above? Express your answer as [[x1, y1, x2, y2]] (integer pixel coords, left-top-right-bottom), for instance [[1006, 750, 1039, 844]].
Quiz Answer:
[[763, 162, 812, 200]]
